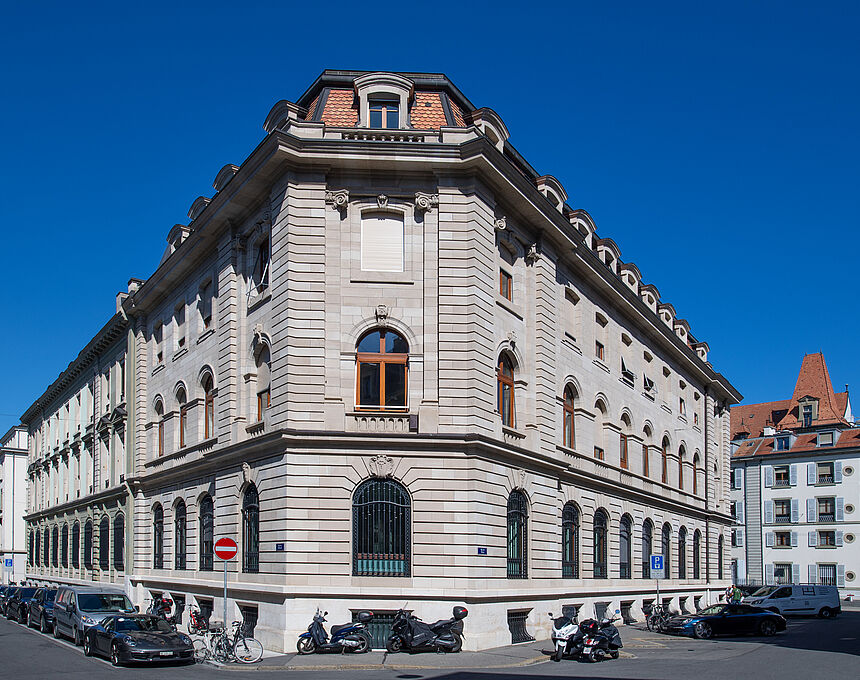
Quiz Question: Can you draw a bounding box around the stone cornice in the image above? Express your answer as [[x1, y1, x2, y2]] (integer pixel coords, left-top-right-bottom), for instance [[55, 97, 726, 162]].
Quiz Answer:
[[24, 485, 127, 523]]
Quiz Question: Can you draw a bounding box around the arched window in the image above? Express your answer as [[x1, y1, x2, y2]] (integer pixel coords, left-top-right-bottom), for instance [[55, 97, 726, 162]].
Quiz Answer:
[[662, 523, 672, 576], [83, 520, 93, 569], [52, 525, 59, 567], [28, 529, 34, 567], [620, 414, 631, 469], [199, 495, 214, 571], [642, 425, 652, 477], [99, 516, 110, 570], [255, 344, 271, 421], [356, 330, 409, 411], [718, 535, 724, 579], [155, 399, 165, 456], [176, 387, 188, 448], [593, 509, 608, 578], [561, 502, 579, 578], [661, 436, 670, 484], [352, 478, 411, 577], [153, 504, 164, 569], [678, 445, 686, 490], [114, 514, 125, 571], [619, 515, 632, 579], [72, 522, 80, 568], [678, 526, 687, 579], [692, 453, 700, 495], [43, 527, 50, 567], [497, 355, 516, 427], [693, 529, 701, 579], [562, 387, 576, 449], [174, 500, 187, 570], [641, 519, 653, 578], [61, 524, 69, 568], [34, 529, 40, 567], [593, 399, 607, 460], [507, 490, 528, 579], [203, 373, 215, 439], [242, 484, 260, 574]]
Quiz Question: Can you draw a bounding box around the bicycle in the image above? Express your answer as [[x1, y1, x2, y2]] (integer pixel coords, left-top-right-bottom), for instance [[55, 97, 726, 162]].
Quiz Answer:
[[193, 621, 264, 664], [646, 604, 672, 633]]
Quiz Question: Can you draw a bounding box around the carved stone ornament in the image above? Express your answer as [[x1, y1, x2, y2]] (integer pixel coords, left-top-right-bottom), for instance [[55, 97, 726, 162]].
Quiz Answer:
[[517, 468, 527, 489], [242, 462, 252, 485], [377, 194, 389, 209], [375, 304, 389, 324], [369, 454, 395, 478], [507, 330, 517, 346], [325, 189, 349, 212], [493, 216, 507, 232], [414, 192, 438, 213], [525, 242, 540, 264]]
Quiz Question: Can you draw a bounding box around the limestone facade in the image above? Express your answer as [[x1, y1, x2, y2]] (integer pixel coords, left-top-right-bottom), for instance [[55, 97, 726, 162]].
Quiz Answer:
[[23, 70, 740, 651]]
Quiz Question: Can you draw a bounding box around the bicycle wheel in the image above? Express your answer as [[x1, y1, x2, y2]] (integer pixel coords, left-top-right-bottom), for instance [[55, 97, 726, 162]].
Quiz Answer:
[[193, 639, 210, 663], [234, 637, 264, 664], [212, 638, 230, 663]]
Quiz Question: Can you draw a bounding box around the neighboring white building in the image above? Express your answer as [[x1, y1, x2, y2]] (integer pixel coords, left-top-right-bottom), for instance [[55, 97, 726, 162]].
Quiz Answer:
[[1, 426, 28, 584], [23, 70, 741, 652], [731, 353, 859, 598]]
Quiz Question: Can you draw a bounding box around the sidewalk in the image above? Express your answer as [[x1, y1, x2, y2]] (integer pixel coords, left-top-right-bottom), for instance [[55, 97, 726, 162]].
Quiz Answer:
[[218, 639, 550, 672]]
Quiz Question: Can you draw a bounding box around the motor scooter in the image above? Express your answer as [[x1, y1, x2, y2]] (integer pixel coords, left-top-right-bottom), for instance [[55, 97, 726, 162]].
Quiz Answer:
[[580, 610, 623, 662], [386, 606, 468, 653], [548, 611, 584, 661], [297, 609, 373, 654]]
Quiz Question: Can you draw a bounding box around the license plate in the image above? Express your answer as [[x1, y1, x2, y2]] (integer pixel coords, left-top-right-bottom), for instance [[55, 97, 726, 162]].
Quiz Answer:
[[159, 652, 174, 657]]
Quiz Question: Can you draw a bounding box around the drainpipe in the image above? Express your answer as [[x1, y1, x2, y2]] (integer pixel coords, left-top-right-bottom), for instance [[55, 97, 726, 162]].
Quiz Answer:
[[704, 386, 710, 583]]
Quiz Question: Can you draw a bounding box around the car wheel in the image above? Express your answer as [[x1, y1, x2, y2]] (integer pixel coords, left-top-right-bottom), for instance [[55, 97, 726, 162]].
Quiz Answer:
[[111, 643, 122, 667], [759, 620, 777, 637], [40, 616, 49, 634], [296, 637, 316, 654], [52, 621, 62, 639], [819, 607, 833, 619], [83, 636, 93, 657], [694, 622, 713, 639]]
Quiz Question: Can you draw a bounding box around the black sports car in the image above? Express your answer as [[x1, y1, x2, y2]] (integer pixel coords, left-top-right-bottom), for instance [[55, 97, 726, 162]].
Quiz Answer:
[[663, 603, 787, 639], [82, 614, 195, 666], [27, 588, 57, 633]]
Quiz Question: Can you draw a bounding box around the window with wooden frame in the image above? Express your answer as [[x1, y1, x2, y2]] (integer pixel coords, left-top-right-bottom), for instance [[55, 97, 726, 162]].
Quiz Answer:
[[563, 386, 576, 449], [620, 433, 629, 469], [203, 374, 215, 439], [678, 447, 685, 490], [356, 329, 409, 411], [499, 268, 512, 301], [155, 400, 165, 456], [595, 340, 605, 361], [661, 437, 670, 484], [368, 99, 399, 129], [642, 442, 650, 477], [497, 354, 516, 427], [177, 388, 188, 448], [693, 454, 700, 495], [255, 344, 271, 421]]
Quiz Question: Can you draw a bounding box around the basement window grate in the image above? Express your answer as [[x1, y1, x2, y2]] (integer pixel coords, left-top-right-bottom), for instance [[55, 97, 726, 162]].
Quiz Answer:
[[354, 610, 397, 650], [239, 605, 258, 637], [594, 601, 609, 621], [507, 610, 535, 644], [620, 601, 635, 624]]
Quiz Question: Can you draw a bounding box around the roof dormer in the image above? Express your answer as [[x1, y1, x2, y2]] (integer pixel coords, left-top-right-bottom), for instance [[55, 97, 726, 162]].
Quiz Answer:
[[535, 175, 567, 213], [187, 196, 211, 222], [595, 238, 620, 273], [354, 72, 414, 129], [693, 341, 710, 362], [469, 107, 509, 151], [618, 262, 641, 293], [658, 302, 676, 328], [640, 284, 660, 312], [262, 100, 307, 133], [674, 318, 691, 342], [213, 164, 239, 192], [166, 224, 192, 254]]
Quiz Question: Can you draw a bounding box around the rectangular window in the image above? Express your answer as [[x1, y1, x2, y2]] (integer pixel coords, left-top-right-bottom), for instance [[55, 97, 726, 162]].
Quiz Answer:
[[620, 434, 628, 469], [369, 100, 399, 129], [802, 404, 813, 427], [817, 432, 834, 447], [775, 532, 791, 547], [361, 213, 404, 272], [179, 406, 188, 448], [816, 462, 834, 483], [154, 323, 163, 365], [776, 436, 790, 451], [257, 389, 270, 422], [774, 563, 792, 584], [774, 465, 790, 487], [817, 497, 835, 522], [199, 280, 213, 329], [620, 358, 634, 385], [818, 564, 837, 585], [254, 239, 270, 293], [595, 341, 604, 361], [642, 443, 649, 477], [564, 289, 578, 340], [499, 268, 512, 301], [679, 397, 686, 415], [175, 303, 186, 349], [818, 531, 836, 547], [594, 446, 604, 461], [774, 499, 791, 523]]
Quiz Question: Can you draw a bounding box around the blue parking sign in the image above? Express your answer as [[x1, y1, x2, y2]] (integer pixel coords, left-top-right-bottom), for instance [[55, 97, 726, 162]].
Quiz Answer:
[[651, 555, 663, 571], [3, 559, 12, 568]]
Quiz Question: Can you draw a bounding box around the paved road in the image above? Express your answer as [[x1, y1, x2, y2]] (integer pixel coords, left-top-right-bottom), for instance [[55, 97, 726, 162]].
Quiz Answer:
[[0, 612, 857, 679]]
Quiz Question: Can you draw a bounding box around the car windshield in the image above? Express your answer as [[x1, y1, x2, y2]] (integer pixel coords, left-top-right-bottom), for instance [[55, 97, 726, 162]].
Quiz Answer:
[[77, 594, 134, 613], [44, 591, 57, 603], [750, 586, 777, 597], [698, 605, 726, 616], [18, 588, 37, 598], [115, 617, 173, 633]]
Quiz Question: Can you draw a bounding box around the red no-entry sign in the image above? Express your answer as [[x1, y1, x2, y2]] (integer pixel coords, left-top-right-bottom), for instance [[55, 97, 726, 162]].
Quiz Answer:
[[214, 537, 238, 561]]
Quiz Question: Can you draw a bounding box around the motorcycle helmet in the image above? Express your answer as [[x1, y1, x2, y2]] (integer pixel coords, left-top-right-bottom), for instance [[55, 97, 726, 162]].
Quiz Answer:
[[453, 606, 468, 620]]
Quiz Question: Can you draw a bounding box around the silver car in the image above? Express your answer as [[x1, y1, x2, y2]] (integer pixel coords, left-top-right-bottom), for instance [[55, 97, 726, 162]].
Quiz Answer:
[[52, 586, 136, 645]]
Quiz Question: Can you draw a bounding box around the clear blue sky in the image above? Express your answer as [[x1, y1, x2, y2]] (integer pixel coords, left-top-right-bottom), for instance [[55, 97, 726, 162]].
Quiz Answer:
[[1, 1, 858, 424]]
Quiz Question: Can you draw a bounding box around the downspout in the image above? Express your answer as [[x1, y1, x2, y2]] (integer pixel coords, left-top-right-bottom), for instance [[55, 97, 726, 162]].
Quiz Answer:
[[704, 386, 710, 583]]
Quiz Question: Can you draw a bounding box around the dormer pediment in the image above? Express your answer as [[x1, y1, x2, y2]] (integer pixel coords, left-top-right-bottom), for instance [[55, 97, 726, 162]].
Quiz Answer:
[[187, 196, 211, 222], [262, 100, 307, 133], [353, 72, 414, 129], [658, 302, 676, 328], [213, 164, 239, 192], [640, 283, 660, 311], [535, 175, 567, 212], [595, 237, 620, 272], [469, 107, 509, 151], [618, 262, 641, 292]]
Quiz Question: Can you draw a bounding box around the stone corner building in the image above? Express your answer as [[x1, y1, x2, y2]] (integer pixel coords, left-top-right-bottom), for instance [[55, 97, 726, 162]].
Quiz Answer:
[[23, 70, 740, 651]]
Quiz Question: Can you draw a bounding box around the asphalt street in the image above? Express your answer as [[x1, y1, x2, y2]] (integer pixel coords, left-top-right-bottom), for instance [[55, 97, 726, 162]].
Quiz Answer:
[[0, 612, 857, 679]]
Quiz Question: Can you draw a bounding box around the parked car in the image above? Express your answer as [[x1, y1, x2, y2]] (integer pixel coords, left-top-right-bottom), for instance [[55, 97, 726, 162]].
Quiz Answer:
[[0, 586, 19, 616], [83, 614, 195, 666], [743, 584, 841, 618], [5, 587, 39, 622], [662, 603, 786, 639], [27, 588, 58, 633], [53, 586, 136, 645]]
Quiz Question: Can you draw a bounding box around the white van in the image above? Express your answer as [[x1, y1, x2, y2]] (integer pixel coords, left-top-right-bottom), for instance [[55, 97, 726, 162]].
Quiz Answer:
[[743, 584, 841, 618]]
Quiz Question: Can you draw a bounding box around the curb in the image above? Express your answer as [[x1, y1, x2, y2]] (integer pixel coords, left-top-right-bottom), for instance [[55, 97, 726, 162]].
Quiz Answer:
[[213, 653, 550, 672]]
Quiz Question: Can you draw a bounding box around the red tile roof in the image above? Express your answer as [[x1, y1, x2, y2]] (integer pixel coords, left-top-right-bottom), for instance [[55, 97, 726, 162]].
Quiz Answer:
[[410, 91, 449, 129], [304, 93, 321, 122], [320, 89, 359, 127], [449, 99, 467, 127], [732, 427, 860, 459]]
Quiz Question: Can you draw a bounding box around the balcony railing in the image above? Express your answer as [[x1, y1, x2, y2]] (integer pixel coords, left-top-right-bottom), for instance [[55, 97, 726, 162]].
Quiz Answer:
[[773, 480, 791, 488], [818, 513, 835, 523], [817, 475, 834, 484], [774, 515, 792, 524]]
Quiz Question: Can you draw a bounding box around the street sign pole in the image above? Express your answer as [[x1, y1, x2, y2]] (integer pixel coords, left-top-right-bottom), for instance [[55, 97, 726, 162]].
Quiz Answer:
[[214, 537, 239, 630], [223, 557, 228, 631], [651, 555, 664, 611]]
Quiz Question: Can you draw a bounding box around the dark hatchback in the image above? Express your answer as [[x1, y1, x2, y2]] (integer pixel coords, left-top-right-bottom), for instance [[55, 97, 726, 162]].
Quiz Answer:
[[5, 587, 39, 622], [663, 603, 787, 639], [27, 588, 57, 633], [83, 614, 195, 666], [0, 586, 18, 616]]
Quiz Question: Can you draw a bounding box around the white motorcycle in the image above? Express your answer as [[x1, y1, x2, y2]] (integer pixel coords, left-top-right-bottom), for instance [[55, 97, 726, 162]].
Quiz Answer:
[[548, 612, 583, 661]]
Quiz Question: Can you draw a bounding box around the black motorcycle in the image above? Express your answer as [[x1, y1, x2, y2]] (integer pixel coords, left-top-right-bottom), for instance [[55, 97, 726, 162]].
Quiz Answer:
[[579, 611, 623, 662], [297, 609, 373, 654], [386, 606, 468, 653]]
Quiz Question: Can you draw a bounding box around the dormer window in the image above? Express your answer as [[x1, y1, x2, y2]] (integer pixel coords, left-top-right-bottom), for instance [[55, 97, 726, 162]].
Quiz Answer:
[[817, 431, 834, 447], [776, 436, 790, 451], [369, 99, 399, 129]]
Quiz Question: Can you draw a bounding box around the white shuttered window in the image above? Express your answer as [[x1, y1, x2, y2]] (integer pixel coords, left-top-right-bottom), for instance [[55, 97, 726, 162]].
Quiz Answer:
[[361, 212, 404, 272]]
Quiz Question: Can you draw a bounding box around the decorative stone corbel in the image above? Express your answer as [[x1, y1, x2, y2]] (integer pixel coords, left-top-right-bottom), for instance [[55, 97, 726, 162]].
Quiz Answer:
[[375, 304, 389, 326], [507, 330, 517, 346], [414, 192, 438, 213], [325, 189, 349, 213], [369, 454, 395, 478], [494, 216, 507, 232], [525, 242, 540, 264], [377, 194, 389, 209], [242, 462, 252, 485]]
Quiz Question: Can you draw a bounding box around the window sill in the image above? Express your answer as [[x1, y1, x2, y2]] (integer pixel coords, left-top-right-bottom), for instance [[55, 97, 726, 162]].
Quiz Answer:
[[502, 425, 526, 440], [152, 364, 166, 376], [246, 421, 266, 435], [661, 403, 672, 415], [678, 414, 688, 424], [247, 291, 271, 313], [562, 333, 582, 355], [172, 347, 188, 362], [145, 437, 217, 467], [642, 390, 656, 402], [592, 358, 610, 374], [815, 545, 838, 549], [495, 296, 524, 320], [197, 328, 215, 345], [620, 376, 635, 389], [350, 275, 414, 285]]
